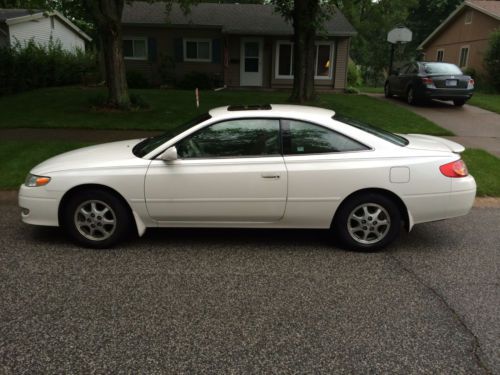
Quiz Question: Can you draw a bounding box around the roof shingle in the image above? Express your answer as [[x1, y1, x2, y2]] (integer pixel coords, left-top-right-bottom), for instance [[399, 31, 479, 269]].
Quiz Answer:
[[122, 2, 356, 36]]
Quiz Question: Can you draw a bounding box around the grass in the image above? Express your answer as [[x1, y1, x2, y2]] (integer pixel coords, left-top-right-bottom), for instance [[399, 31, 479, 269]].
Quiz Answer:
[[1, 141, 498, 196], [359, 86, 384, 94], [468, 93, 500, 114], [0, 141, 91, 190], [0, 86, 450, 135], [462, 149, 500, 197]]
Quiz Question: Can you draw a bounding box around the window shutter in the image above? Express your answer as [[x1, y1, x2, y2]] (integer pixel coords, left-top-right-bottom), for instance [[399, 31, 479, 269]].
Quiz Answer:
[[174, 38, 183, 62], [212, 39, 221, 64], [148, 37, 157, 62]]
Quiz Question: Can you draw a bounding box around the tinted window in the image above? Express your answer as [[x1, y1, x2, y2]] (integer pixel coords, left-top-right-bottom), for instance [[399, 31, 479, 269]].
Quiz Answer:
[[133, 113, 212, 158], [423, 62, 463, 75], [334, 115, 408, 147], [407, 63, 419, 74], [282, 120, 368, 155], [177, 119, 280, 158]]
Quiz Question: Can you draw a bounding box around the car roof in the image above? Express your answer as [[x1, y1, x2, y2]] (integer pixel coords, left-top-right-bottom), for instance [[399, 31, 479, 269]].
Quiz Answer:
[[208, 104, 336, 121]]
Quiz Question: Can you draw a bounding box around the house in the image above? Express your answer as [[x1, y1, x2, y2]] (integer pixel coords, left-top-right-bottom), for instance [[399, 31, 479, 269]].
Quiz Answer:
[[0, 9, 91, 50], [121, 2, 356, 90], [418, 0, 500, 74]]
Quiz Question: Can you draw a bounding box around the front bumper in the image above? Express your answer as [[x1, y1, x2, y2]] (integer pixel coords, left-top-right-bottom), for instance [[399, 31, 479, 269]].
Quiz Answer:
[[18, 184, 60, 227]]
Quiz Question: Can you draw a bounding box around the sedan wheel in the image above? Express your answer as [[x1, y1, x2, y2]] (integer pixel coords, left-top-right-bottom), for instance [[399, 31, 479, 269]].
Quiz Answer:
[[62, 189, 132, 248], [384, 83, 393, 98], [333, 193, 402, 252], [406, 87, 416, 105]]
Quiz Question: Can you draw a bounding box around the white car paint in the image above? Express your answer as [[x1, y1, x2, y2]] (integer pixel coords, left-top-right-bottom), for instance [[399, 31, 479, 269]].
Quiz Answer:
[[19, 104, 476, 241]]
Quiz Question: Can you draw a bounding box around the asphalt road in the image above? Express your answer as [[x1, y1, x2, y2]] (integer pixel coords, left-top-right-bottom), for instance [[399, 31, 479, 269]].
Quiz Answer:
[[1, 203, 498, 374]]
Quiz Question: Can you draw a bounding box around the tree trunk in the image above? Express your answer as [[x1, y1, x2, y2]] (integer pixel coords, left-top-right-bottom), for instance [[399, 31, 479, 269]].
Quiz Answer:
[[290, 0, 319, 103], [87, 0, 129, 108]]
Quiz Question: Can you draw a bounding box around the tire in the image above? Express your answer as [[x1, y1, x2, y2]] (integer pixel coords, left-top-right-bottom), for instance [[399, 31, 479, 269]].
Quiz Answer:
[[406, 87, 417, 105], [332, 193, 402, 252], [61, 189, 133, 248], [384, 82, 393, 98], [453, 99, 466, 107]]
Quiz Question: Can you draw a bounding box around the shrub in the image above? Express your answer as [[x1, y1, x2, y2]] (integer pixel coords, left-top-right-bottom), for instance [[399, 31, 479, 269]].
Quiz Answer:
[[126, 70, 150, 89], [344, 86, 360, 94], [0, 39, 96, 96], [484, 30, 500, 92], [347, 60, 363, 87], [177, 72, 213, 90]]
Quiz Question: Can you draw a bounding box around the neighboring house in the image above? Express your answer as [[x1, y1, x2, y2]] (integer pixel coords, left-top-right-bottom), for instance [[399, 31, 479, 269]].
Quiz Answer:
[[418, 0, 500, 74], [121, 2, 356, 90], [0, 9, 91, 50]]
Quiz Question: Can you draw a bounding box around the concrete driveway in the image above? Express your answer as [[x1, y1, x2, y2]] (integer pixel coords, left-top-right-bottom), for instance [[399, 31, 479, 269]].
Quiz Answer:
[[1, 202, 498, 374], [370, 94, 500, 157]]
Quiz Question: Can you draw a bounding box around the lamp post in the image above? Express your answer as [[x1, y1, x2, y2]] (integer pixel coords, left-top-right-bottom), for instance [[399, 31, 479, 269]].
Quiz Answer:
[[387, 26, 412, 74]]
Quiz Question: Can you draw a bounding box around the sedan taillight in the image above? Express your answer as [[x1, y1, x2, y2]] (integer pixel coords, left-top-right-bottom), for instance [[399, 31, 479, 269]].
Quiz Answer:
[[421, 77, 434, 85], [440, 159, 469, 178], [468, 79, 475, 89]]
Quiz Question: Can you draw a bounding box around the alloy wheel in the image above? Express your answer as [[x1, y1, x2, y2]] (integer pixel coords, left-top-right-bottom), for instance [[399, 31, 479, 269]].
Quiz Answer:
[[347, 203, 391, 244], [74, 200, 117, 241]]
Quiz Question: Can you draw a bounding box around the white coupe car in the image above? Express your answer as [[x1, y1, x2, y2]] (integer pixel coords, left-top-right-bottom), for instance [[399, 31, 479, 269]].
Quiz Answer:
[[19, 104, 476, 251]]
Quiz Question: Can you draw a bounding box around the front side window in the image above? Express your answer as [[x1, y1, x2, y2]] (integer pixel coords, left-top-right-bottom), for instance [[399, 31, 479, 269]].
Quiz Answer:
[[123, 38, 147, 60], [282, 120, 368, 155], [177, 119, 280, 158], [184, 39, 211, 62]]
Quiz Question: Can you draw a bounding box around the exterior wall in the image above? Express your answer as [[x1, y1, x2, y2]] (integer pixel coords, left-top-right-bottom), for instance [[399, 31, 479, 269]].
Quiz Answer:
[[8, 16, 85, 51], [422, 7, 500, 74], [122, 25, 224, 86], [122, 25, 351, 90]]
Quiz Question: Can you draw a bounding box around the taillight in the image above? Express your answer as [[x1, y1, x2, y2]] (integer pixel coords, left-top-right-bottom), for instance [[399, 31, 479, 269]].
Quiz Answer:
[[421, 77, 434, 85], [468, 78, 475, 89], [440, 159, 469, 178], [469, 78, 475, 86]]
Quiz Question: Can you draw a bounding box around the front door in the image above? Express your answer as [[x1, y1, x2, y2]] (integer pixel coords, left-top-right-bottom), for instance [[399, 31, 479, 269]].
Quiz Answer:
[[240, 38, 263, 86], [145, 118, 286, 223]]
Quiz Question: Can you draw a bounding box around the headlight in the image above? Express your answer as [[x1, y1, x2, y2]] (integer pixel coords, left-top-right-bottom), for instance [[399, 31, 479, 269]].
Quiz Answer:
[[25, 174, 51, 187]]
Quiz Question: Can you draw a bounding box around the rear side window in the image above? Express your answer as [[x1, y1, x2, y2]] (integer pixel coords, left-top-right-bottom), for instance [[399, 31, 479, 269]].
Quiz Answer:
[[282, 119, 368, 155]]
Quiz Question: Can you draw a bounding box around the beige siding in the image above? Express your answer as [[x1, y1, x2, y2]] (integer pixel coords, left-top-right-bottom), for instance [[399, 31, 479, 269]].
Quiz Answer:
[[422, 8, 500, 74], [334, 37, 349, 90], [9, 16, 85, 51]]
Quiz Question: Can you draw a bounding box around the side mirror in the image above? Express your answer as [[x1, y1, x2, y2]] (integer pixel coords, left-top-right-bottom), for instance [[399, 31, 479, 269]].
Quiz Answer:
[[159, 146, 178, 161]]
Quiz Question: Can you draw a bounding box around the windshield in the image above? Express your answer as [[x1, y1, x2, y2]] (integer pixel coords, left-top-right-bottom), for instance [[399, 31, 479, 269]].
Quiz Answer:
[[133, 113, 212, 158], [422, 62, 463, 75], [334, 115, 409, 146]]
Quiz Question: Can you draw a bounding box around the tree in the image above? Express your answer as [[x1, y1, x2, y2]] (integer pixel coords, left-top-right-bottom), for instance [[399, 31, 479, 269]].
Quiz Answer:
[[484, 30, 500, 92]]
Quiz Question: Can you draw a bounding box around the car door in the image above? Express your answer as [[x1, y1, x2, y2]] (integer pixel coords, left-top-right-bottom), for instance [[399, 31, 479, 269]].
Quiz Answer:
[[144, 118, 287, 223], [401, 63, 419, 93], [389, 63, 408, 94]]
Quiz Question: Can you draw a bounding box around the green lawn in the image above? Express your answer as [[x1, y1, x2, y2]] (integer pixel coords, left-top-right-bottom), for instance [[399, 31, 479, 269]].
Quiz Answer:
[[359, 86, 384, 94], [0, 141, 92, 190], [0, 86, 450, 135], [462, 149, 500, 197], [468, 93, 500, 114]]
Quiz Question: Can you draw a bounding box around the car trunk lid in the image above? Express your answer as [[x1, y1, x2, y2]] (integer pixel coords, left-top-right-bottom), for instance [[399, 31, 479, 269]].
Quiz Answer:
[[403, 134, 465, 153], [429, 74, 469, 89]]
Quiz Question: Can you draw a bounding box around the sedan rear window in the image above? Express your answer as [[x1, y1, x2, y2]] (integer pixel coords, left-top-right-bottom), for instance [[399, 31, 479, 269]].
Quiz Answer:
[[335, 116, 408, 147], [422, 63, 463, 75]]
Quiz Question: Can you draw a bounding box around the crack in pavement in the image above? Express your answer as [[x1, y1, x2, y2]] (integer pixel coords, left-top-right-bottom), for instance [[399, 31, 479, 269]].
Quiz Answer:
[[386, 253, 492, 375]]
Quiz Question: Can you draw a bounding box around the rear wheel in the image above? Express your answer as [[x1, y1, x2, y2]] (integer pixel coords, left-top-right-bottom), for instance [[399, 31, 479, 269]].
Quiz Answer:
[[406, 87, 417, 105], [61, 189, 133, 248], [453, 99, 467, 107], [384, 82, 393, 98], [333, 193, 402, 252]]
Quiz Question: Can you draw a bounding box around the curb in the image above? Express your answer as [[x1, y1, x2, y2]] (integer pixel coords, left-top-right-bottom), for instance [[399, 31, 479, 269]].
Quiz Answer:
[[2, 190, 500, 208]]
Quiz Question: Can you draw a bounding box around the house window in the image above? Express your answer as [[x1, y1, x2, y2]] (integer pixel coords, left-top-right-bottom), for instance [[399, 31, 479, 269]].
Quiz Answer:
[[123, 37, 147, 60], [184, 39, 211, 62], [459, 46, 469, 67], [465, 10, 473, 24], [315, 43, 333, 79], [275, 41, 334, 80], [436, 49, 444, 62]]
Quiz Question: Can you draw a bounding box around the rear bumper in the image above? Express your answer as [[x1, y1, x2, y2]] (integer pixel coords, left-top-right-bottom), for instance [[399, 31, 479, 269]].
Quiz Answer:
[[422, 87, 473, 100]]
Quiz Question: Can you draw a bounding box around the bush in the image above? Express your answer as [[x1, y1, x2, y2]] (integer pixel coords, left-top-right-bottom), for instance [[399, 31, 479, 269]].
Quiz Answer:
[[177, 72, 213, 90], [0, 40, 96, 96], [484, 30, 500, 92], [126, 70, 150, 89], [344, 86, 360, 94], [347, 61, 363, 87]]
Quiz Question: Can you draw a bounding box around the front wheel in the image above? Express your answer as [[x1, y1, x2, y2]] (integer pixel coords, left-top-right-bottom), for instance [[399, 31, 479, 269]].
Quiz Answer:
[[61, 189, 133, 248], [332, 193, 402, 252]]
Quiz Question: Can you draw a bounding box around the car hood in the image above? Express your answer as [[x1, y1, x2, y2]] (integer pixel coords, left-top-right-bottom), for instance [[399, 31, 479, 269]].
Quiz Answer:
[[403, 134, 465, 153], [31, 139, 144, 175]]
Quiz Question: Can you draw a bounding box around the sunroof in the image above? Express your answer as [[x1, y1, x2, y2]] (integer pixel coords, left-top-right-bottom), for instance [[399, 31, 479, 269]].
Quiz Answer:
[[227, 104, 272, 111]]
